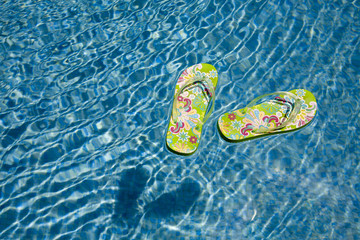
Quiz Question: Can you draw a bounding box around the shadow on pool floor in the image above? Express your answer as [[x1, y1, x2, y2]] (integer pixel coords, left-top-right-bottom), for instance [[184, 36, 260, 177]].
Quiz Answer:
[[113, 166, 150, 226], [144, 177, 201, 219], [113, 167, 201, 224]]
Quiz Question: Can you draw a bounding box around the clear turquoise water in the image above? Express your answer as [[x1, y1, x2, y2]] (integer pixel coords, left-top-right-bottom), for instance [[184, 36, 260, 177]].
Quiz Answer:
[[0, 0, 359, 239]]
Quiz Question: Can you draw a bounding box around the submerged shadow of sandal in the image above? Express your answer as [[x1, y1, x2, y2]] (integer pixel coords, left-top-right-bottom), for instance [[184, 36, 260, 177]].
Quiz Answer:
[[113, 166, 150, 225], [144, 177, 201, 219]]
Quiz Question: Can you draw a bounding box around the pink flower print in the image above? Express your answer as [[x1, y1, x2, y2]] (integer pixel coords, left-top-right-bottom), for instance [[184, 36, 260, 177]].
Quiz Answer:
[[189, 136, 198, 144], [228, 113, 236, 121]]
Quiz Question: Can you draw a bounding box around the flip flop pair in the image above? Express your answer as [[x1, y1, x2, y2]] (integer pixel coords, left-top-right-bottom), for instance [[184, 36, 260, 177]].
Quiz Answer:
[[166, 63, 317, 155]]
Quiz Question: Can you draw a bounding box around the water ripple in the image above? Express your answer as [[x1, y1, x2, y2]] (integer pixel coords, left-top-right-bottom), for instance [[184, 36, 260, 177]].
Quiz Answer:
[[0, 0, 360, 239]]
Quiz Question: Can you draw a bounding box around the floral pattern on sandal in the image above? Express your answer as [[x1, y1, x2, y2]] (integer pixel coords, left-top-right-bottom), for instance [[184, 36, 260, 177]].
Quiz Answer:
[[166, 63, 218, 155], [218, 89, 317, 142]]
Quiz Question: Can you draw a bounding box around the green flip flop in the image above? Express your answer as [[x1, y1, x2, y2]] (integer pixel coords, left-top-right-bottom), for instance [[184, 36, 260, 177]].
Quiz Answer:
[[217, 89, 317, 141], [166, 63, 218, 155]]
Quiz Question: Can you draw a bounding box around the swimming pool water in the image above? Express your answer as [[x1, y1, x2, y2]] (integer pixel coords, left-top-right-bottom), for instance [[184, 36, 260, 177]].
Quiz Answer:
[[0, 0, 359, 239]]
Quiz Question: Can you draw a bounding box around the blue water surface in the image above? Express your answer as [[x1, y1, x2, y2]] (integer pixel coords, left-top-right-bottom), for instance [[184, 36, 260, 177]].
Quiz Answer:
[[0, 0, 360, 239]]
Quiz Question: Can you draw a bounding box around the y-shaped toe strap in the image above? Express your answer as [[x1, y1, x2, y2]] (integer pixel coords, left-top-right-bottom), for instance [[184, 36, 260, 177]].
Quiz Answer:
[[172, 74, 215, 126], [242, 91, 301, 133]]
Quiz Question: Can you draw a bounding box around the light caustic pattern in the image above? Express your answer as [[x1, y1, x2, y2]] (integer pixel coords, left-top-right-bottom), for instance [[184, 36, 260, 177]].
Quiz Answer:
[[0, 0, 359, 239]]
